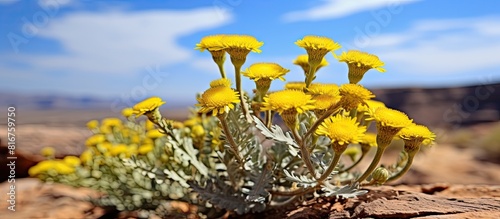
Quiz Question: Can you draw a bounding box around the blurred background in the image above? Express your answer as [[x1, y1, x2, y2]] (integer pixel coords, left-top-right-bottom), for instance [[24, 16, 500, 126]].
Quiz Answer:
[[1, 0, 500, 187]]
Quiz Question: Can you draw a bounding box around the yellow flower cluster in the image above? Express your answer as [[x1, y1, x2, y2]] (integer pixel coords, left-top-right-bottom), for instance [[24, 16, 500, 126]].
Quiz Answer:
[[29, 155, 80, 176]]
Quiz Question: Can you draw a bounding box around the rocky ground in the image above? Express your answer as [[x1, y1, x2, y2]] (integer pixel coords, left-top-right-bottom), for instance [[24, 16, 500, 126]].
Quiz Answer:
[[0, 113, 499, 218]]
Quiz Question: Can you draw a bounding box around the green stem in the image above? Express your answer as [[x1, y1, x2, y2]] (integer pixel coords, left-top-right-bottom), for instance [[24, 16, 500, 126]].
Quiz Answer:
[[217, 63, 226, 78], [265, 110, 273, 129], [234, 64, 251, 121], [317, 153, 342, 182], [292, 129, 316, 178], [355, 146, 387, 183], [305, 65, 318, 88], [217, 115, 245, 168], [303, 103, 340, 142], [386, 152, 417, 183]]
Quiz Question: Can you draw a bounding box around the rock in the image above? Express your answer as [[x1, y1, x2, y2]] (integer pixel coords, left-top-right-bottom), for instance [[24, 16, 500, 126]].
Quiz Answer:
[[0, 178, 104, 219]]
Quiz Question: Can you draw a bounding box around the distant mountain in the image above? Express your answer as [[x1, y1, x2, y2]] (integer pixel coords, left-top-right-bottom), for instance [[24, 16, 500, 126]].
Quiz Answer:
[[372, 83, 500, 128], [1, 82, 499, 127], [0, 93, 112, 110]]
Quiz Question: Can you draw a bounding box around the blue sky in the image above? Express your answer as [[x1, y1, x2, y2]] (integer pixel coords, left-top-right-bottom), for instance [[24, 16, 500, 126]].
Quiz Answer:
[[1, 0, 500, 107]]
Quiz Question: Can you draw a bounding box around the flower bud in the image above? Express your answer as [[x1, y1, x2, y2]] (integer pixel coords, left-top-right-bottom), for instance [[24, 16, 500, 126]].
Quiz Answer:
[[371, 167, 390, 185]]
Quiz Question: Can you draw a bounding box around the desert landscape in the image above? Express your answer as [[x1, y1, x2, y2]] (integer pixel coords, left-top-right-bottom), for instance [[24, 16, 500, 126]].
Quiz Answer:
[[1, 83, 499, 218]]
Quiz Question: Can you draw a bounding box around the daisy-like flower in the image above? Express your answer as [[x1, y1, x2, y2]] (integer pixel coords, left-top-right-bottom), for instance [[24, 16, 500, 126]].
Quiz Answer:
[[284, 81, 307, 90], [197, 86, 240, 116], [398, 124, 435, 154], [146, 129, 164, 139], [132, 96, 165, 116], [195, 34, 225, 52], [369, 107, 413, 148], [295, 35, 341, 87], [80, 150, 93, 163], [196, 35, 227, 78], [138, 144, 154, 155], [223, 34, 263, 66], [121, 107, 134, 118], [210, 78, 232, 88], [339, 84, 375, 111], [133, 96, 166, 123], [308, 83, 339, 96], [335, 50, 385, 84], [295, 36, 341, 66], [312, 94, 341, 117], [261, 89, 315, 129], [315, 114, 367, 153], [85, 134, 106, 147], [86, 120, 99, 130], [242, 62, 290, 95], [63, 156, 81, 167], [293, 54, 329, 74]]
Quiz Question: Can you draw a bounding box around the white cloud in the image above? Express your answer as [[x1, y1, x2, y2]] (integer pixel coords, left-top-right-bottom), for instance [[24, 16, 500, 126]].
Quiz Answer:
[[282, 0, 419, 22], [357, 16, 500, 75], [13, 8, 232, 75]]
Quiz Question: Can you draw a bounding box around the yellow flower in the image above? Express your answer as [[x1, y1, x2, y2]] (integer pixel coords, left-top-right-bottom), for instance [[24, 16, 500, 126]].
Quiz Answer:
[[85, 134, 106, 147], [398, 124, 435, 153], [295, 35, 341, 66], [147, 129, 164, 139], [29, 160, 55, 176], [183, 117, 201, 127], [121, 107, 134, 118], [284, 82, 306, 90], [109, 144, 129, 156], [312, 94, 341, 110], [357, 100, 386, 113], [308, 83, 339, 96], [40, 146, 55, 157], [80, 150, 93, 163], [210, 78, 232, 88], [223, 34, 263, 53], [222, 34, 263, 67], [261, 90, 315, 114], [100, 118, 122, 133], [195, 35, 225, 52], [293, 54, 329, 74], [335, 50, 385, 84], [132, 96, 165, 117], [145, 119, 156, 130], [316, 114, 367, 153], [196, 35, 227, 78], [191, 124, 206, 139], [63, 156, 81, 167], [312, 94, 341, 117], [243, 62, 290, 95], [296, 35, 341, 87], [261, 89, 315, 128], [86, 120, 99, 130], [53, 161, 75, 175], [339, 84, 375, 110], [243, 63, 290, 81], [369, 107, 413, 148], [138, 144, 154, 155], [197, 86, 240, 116]]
